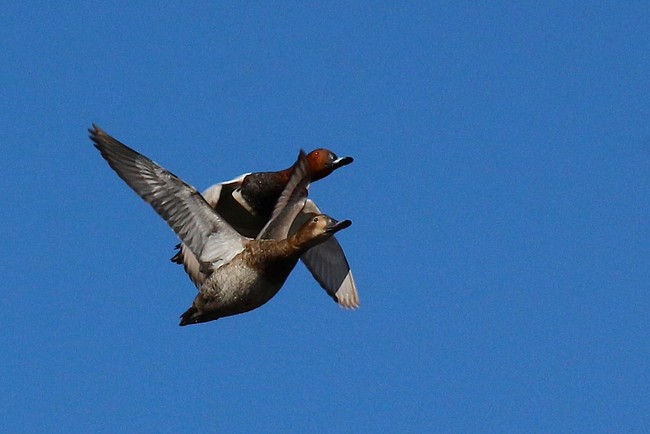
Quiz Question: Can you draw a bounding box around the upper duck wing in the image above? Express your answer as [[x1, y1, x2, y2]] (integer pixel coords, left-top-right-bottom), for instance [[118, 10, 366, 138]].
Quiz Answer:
[[170, 173, 250, 288], [292, 199, 359, 308], [90, 125, 245, 269], [257, 150, 310, 240]]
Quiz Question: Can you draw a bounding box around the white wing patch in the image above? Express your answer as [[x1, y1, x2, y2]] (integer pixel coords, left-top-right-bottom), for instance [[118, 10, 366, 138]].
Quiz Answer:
[[201, 173, 248, 208]]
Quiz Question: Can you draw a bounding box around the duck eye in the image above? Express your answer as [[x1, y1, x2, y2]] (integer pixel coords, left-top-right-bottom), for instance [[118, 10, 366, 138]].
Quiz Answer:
[[312, 217, 319, 223]]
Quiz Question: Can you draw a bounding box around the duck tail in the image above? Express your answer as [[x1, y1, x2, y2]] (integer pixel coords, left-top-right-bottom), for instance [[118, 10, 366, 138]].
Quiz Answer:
[[170, 243, 182, 264], [179, 306, 199, 326]]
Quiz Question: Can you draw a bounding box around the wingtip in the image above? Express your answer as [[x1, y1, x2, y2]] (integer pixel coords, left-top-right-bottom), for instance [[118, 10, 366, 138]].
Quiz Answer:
[[88, 123, 101, 137], [88, 124, 108, 150], [335, 271, 359, 309], [293, 148, 311, 182]]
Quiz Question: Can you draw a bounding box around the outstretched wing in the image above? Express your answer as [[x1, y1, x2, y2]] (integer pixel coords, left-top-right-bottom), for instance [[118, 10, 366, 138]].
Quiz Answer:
[[90, 125, 245, 269], [257, 150, 310, 240], [293, 199, 359, 308]]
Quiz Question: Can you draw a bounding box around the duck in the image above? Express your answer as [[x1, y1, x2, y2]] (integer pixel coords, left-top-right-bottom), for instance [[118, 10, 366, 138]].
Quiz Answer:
[[171, 148, 359, 308], [196, 148, 354, 235], [90, 125, 352, 325]]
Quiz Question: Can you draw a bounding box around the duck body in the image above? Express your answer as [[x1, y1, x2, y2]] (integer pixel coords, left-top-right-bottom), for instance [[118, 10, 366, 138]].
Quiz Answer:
[[203, 171, 289, 237], [181, 213, 351, 324], [238, 171, 290, 220], [181, 239, 300, 324], [172, 149, 360, 308], [90, 125, 352, 325]]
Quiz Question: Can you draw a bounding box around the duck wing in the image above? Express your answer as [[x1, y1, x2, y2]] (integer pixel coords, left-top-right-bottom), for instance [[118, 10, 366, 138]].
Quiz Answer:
[[257, 150, 310, 240], [291, 199, 359, 308], [90, 125, 245, 271], [169, 151, 308, 284], [201, 173, 248, 209], [170, 173, 251, 288]]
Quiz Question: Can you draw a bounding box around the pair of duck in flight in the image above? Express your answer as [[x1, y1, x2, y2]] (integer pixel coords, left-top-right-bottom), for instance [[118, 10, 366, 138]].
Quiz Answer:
[[91, 125, 358, 325]]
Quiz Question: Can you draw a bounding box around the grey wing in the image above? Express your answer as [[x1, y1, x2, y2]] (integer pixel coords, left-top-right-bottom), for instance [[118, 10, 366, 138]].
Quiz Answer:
[[293, 199, 359, 308], [90, 125, 244, 267], [170, 174, 250, 288], [258, 150, 310, 240]]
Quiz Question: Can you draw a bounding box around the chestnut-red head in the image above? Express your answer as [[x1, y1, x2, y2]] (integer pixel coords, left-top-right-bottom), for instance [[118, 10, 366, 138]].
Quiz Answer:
[[305, 148, 354, 181]]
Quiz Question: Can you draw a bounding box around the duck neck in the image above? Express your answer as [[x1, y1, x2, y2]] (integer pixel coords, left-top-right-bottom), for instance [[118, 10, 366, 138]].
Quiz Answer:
[[247, 238, 302, 285], [252, 237, 303, 263], [274, 166, 293, 185], [290, 230, 329, 253], [277, 164, 330, 183]]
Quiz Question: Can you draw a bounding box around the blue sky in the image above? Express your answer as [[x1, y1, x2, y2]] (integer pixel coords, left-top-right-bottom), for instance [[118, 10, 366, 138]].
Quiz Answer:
[[2, 1, 649, 432]]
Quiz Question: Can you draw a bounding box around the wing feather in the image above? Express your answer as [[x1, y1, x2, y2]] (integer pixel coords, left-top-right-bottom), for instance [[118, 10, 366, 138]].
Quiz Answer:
[[295, 199, 359, 308], [90, 125, 245, 266], [257, 150, 310, 240]]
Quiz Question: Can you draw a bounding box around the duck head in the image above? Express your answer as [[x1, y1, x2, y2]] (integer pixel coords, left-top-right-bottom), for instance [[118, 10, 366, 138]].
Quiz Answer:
[[307, 149, 354, 181], [294, 214, 352, 250]]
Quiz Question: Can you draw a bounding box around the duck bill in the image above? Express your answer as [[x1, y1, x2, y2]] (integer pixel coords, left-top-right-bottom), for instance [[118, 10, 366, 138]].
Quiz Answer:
[[332, 155, 354, 169], [325, 217, 352, 234]]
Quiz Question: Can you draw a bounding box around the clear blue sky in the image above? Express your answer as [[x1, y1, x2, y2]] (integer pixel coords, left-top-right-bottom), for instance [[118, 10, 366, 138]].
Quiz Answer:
[[2, 2, 649, 432]]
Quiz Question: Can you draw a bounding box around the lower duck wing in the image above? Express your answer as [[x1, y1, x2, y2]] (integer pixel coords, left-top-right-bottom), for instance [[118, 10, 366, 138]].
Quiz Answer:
[[293, 199, 359, 308]]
